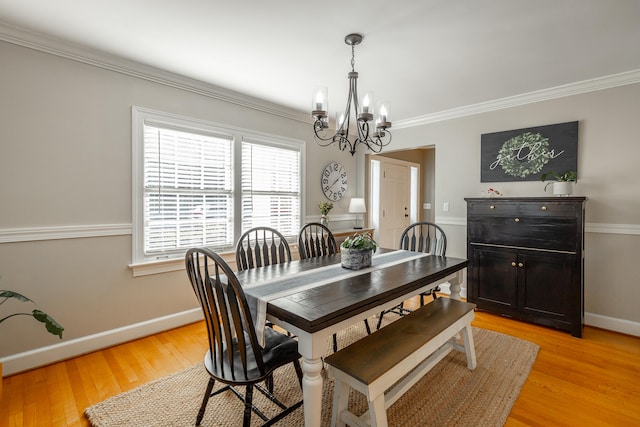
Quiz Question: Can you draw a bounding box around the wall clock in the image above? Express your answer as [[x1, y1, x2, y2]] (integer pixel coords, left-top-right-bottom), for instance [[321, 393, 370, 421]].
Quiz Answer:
[[321, 162, 348, 201]]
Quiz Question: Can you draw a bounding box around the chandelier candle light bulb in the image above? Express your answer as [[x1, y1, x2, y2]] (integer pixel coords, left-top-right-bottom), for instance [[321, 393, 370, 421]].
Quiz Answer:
[[362, 94, 371, 113]]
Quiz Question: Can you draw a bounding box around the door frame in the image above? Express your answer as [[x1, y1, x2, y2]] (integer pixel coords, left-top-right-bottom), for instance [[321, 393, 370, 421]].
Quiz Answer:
[[367, 155, 421, 248]]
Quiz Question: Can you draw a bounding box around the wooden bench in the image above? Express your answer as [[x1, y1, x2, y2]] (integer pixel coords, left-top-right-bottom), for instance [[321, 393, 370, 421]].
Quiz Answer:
[[324, 297, 477, 427]]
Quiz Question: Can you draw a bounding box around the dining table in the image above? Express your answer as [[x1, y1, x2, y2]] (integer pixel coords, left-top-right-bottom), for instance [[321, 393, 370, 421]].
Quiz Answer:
[[238, 248, 468, 427]]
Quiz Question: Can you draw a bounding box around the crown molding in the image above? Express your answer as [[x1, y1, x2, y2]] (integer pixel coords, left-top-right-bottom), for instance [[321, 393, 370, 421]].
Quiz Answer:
[[395, 69, 640, 128], [2, 22, 640, 132], [0, 22, 311, 125]]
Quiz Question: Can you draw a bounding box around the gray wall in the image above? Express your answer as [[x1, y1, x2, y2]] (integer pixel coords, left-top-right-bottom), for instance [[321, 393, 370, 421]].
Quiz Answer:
[[391, 83, 640, 330], [1, 35, 638, 374], [0, 39, 359, 372]]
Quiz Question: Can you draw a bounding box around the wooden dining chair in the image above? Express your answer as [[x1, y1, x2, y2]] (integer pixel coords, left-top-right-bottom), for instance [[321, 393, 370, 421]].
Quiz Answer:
[[235, 226, 292, 271], [185, 247, 303, 427], [297, 222, 338, 260], [298, 223, 372, 351], [376, 221, 448, 330]]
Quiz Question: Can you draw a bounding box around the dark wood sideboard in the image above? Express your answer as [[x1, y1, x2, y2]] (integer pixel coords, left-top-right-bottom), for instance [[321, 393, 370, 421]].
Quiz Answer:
[[465, 197, 586, 337]]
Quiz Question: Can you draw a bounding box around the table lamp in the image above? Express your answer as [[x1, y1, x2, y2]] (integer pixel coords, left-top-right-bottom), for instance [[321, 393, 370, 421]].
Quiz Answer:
[[348, 198, 367, 229]]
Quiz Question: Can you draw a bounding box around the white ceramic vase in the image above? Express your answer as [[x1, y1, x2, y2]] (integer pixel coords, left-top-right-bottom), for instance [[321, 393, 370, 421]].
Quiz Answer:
[[553, 181, 573, 196]]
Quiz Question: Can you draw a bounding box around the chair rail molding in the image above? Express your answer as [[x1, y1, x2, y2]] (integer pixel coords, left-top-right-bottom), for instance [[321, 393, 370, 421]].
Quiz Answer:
[[0, 224, 132, 243], [434, 218, 640, 236], [1, 221, 638, 245]]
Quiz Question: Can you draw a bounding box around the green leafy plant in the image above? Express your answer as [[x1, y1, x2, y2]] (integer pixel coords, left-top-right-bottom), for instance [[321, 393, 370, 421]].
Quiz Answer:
[[318, 201, 333, 215], [541, 170, 577, 191], [0, 285, 64, 339], [341, 231, 377, 252]]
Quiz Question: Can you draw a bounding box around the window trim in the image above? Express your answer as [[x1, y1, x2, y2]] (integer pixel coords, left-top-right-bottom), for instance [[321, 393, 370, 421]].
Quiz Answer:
[[131, 106, 305, 274]]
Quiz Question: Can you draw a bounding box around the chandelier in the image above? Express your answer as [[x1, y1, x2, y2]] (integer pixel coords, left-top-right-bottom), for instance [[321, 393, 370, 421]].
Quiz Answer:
[[311, 33, 392, 156]]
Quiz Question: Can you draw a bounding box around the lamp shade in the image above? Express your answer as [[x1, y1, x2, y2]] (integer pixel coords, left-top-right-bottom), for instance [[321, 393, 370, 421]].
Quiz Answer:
[[348, 198, 367, 214]]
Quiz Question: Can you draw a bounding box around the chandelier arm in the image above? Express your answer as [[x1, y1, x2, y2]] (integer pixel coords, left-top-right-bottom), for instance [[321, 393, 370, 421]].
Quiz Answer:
[[313, 120, 339, 147], [340, 73, 357, 137], [367, 131, 393, 152]]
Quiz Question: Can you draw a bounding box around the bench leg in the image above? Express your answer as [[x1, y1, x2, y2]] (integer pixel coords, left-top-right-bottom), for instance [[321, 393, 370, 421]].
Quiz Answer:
[[461, 324, 477, 370], [368, 394, 388, 427], [331, 379, 350, 427]]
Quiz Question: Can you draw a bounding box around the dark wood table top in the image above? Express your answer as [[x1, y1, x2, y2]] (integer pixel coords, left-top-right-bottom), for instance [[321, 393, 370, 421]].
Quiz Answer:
[[238, 250, 468, 334]]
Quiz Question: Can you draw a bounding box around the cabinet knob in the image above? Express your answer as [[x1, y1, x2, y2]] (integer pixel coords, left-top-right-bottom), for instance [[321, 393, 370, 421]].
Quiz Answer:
[[490, 205, 495, 209], [514, 217, 520, 222], [518, 262, 524, 268], [541, 206, 547, 211], [511, 262, 516, 267]]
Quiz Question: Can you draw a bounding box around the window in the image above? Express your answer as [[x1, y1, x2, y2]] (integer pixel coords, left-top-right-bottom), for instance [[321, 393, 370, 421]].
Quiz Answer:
[[132, 107, 304, 266], [241, 140, 301, 236]]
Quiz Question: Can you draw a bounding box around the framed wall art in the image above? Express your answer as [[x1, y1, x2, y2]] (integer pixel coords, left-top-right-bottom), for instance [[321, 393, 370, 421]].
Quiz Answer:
[[480, 121, 578, 182]]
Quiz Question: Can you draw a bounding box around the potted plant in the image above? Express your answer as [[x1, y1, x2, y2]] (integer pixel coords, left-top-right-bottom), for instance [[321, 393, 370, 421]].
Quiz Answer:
[[0, 282, 64, 384], [541, 170, 577, 196], [340, 231, 377, 270], [1, 289, 64, 339], [318, 201, 333, 227]]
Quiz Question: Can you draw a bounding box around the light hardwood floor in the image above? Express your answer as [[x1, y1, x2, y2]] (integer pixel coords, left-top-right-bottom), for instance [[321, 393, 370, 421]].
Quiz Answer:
[[2, 298, 639, 426]]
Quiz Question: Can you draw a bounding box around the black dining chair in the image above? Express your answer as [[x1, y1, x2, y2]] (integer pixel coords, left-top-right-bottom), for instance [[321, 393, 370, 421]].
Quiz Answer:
[[236, 227, 292, 271], [236, 226, 293, 335], [297, 222, 338, 260], [185, 247, 303, 427], [376, 221, 448, 330], [297, 223, 372, 352]]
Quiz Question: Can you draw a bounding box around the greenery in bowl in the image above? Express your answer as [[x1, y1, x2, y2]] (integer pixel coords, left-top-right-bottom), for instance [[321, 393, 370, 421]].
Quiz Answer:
[[541, 170, 577, 191], [1, 283, 64, 339], [341, 231, 377, 252]]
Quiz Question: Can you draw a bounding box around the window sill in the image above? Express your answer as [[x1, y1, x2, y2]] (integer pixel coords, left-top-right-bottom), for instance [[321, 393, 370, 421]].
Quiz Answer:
[[128, 251, 236, 277], [129, 245, 301, 277]]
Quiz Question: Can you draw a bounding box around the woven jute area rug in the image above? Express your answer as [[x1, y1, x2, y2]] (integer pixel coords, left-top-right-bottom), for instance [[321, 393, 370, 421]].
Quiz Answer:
[[85, 317, 539, 427]]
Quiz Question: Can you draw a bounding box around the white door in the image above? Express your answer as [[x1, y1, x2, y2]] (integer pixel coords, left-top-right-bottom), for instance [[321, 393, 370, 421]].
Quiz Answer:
[[373, 158, 418, 249]]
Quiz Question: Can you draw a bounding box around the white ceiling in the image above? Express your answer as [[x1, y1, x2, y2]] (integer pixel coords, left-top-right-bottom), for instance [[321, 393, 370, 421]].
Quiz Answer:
[[1, 0, 639, 123]]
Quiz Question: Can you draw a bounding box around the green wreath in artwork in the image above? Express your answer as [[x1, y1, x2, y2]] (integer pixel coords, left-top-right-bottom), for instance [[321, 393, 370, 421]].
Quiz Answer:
[[498, 132, 551, 178]]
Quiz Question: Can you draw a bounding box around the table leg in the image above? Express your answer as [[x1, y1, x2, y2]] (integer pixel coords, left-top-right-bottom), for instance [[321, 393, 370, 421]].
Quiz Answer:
[[449, 270, 463, 300], [302, 356, 324, 427]]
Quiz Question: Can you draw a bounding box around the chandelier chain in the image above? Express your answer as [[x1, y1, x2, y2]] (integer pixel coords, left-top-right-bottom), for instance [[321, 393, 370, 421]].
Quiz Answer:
[[351, 44, 356, 72]]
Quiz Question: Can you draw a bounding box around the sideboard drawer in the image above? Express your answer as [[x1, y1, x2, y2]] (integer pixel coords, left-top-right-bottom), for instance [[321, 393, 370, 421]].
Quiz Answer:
[[467, 200, 578, 217], [468, 216, 578, 252], [517, 202, 578, 217], [467, 202, 519, 215]]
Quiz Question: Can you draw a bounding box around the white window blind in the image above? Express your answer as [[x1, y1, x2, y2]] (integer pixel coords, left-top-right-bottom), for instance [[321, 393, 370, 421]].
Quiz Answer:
[[143, 125, 234, 257], [241, 140, 301, 237], [132, 107, 304, 267]]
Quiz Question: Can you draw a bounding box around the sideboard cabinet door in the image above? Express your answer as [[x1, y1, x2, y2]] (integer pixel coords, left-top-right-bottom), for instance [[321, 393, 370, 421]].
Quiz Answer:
[[469, 247, 518, 312]]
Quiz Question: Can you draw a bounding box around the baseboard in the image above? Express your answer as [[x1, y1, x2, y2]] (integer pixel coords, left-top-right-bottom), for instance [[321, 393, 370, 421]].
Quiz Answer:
[[439, 283, 639, 337], [584, 312, 640, 337], [0, 308, 203, 377], [2, 302, 637, 377]]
